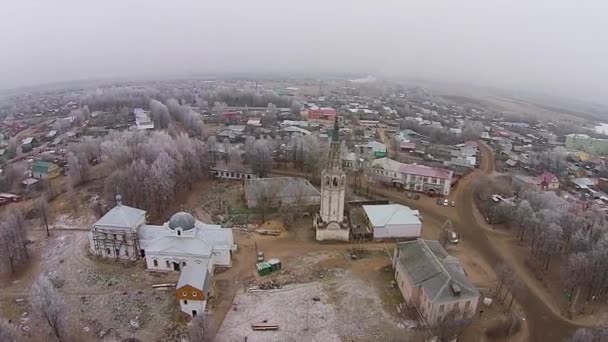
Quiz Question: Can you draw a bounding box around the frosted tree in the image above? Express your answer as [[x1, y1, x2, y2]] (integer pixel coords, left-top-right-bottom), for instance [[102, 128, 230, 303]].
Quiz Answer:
[[291, 101, 302, 115], [247, 139, 274, 177], [34, 196, 51, 237], [32, 276, 67, 341], [149, 99, 171, 128]]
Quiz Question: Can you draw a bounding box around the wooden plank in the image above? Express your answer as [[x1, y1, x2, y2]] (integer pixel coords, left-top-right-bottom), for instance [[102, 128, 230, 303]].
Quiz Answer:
[[251, 322, 279, 331]]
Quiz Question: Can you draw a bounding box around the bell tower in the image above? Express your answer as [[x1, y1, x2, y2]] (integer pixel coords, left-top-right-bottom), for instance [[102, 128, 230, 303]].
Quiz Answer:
[[315, 115, 349, 241]]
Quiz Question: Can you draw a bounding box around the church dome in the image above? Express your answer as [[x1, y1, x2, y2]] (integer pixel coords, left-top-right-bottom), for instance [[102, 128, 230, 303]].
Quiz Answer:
[[168, 212, 196, 231]]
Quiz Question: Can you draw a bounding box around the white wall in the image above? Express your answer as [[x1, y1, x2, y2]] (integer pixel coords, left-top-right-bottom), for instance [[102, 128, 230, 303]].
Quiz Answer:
[[145, 253, 212, 273], [373, 223, 421, 239], [316, 227, 349, 241], [180, 298, 206, 317]]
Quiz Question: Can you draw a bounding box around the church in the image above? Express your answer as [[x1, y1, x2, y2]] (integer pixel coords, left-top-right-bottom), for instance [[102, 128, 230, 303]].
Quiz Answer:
[[89, 198, 236, 316], [314, 117, 350, 241]]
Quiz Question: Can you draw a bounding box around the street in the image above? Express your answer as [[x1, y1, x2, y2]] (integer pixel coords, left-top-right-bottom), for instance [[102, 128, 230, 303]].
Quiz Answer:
[[274, 141, 580, 340]]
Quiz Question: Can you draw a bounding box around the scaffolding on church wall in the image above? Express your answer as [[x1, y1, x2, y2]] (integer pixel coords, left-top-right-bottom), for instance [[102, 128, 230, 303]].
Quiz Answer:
[[91, 227, 140, 261]]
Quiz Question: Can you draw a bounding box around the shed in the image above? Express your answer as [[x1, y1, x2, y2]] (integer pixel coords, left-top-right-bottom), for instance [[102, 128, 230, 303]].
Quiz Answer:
[[268, 258, 282, 271], [256, 262, 272, 276], [363, 204, 422, 239], [31, 161, 60, 179]]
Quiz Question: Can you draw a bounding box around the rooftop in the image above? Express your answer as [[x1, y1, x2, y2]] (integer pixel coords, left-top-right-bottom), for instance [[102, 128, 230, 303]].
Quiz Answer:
[[363, 204, 421, 227], [395, 239, 479, 303], [177, 262, 211, 295], [372, 157, 453, 179], [93, 204, 146, 230]]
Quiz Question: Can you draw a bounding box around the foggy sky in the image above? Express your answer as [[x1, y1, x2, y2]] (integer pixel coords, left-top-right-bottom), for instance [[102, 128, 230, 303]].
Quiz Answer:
[[1, 0, 607, 104]]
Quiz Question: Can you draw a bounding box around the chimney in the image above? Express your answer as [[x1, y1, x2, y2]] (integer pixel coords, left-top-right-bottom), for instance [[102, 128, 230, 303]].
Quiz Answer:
[[115, 194, 122, 207]]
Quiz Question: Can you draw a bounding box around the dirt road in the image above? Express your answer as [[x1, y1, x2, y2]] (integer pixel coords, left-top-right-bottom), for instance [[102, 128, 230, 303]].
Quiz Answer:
[[273, 142, 580, 340], [454, 142, 578, 341]]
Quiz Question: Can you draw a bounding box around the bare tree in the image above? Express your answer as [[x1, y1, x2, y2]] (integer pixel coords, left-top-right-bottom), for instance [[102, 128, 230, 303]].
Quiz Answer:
[[149, 99, 171, 128], [3, 163, 27, 192], [32, 276, 66, 341], [81, 105, 90, 119], [247, 139, 274, 178], [35, 196, 51, 237], [0, 220, 28, 274], [251, 182, 276, 222], [189, 314, 210, 342], [494, 263, 513, 299], [290, 101, 301, 115]]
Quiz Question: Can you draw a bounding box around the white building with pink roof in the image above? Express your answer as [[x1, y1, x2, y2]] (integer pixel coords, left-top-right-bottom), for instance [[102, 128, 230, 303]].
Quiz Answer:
[[370, 158, 453, 196]]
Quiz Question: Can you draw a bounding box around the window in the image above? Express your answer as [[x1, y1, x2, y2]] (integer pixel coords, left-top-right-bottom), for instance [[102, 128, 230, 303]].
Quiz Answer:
[[454, 302, 460, 309], [183, 299, 188, 305], [182, 261, 187, 267], [177, 230, 182, 236], [115, 248, 120, 256], [183, 291, 187, 296], [166, 260, 170, 268], [465, 301, 470, 310], [125, 249, 129, 257], [153, 259, 158, 267], [113, 234, 117, 240], [439, 305, 445, 312], [123, 234, 127, 240], [106, 248, 111, 255], [193, 291, 198, 297]]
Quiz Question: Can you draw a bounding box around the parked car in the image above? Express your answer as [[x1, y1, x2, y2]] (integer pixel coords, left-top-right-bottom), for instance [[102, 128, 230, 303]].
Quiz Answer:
[[447, 230, 460, 244], [406, 192, 413, 199], [436, 198, 443, 205], [257, 251, 265, 262], [443, 199, 449, 206], [450, 201, 456, 207], [413, 194, 420, 200]]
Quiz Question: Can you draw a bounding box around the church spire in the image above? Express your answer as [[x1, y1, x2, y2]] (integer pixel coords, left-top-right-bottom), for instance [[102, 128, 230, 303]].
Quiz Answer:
[[326, 114, 342, 171], [331, 114, 340, 142]]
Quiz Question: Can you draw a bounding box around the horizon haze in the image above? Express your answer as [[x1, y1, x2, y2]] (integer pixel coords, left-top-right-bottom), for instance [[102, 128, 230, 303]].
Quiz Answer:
[[2, 0, 607, 104]]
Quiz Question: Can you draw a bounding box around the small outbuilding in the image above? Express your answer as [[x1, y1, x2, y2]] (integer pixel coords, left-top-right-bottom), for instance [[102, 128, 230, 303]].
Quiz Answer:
[[362, 204, 422, 239], [176, 262, 211, 317]]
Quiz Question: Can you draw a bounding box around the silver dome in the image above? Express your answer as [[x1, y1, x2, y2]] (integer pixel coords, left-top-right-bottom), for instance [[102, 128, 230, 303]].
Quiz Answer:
[[168, 212, 196, 231]]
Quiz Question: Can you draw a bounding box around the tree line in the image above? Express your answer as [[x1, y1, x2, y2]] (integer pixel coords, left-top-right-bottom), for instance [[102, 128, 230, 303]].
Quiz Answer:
[[474, 175, 608, 317]]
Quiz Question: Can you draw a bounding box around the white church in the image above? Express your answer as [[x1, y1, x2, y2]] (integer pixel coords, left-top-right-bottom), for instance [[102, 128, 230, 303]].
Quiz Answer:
[[314, 117, 350, 241], [89, 197, 236, 316]]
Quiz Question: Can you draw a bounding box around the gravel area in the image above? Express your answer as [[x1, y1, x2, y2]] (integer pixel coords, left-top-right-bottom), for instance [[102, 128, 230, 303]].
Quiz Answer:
[[217, 270, 411, 342]]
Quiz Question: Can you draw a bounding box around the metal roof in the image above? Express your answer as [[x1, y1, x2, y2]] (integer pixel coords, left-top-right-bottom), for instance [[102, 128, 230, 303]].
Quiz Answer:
[[93, 204, 146, 230], [177, 262, 211, 295], [372, 157, 453, 179], [395, 239, 478, 303], [363, 204, 421, 227]]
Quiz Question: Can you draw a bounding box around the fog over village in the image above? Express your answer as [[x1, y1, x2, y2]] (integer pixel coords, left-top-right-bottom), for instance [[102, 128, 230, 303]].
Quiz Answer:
[[1, 1, 608, 342]]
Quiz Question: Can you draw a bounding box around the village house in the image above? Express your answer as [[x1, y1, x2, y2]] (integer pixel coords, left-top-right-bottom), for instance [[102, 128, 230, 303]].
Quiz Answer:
[[210, 164, 257, 181], [176, 263, 211, 317], [31, 160, 60, 179], [393, 239, 480, 326], [371, 157, 453, 196], [362, 204, 421, 239], [514, 171, 560, 191], [357, 141, 387, 158], [134, 108, 154, 130], [307, 107, 336, 120]]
